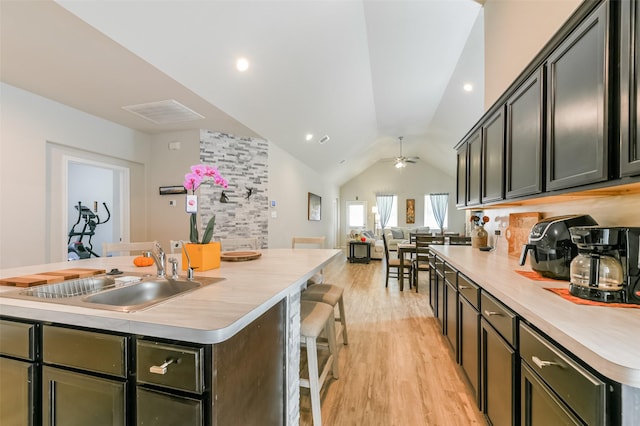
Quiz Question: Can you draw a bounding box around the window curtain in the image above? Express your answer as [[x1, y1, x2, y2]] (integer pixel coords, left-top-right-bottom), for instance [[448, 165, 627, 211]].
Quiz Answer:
[[376, 194, 394, 230], [430, 193, 449, 235]]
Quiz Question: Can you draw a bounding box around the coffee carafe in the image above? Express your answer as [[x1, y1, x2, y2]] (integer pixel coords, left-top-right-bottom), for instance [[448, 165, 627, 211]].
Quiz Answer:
[[568, 226, 640, 304]]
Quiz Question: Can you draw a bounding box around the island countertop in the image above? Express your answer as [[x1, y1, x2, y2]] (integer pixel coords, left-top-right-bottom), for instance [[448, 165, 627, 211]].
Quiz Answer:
[[0, 248, 343, 344], [430, 245, 640, 388]]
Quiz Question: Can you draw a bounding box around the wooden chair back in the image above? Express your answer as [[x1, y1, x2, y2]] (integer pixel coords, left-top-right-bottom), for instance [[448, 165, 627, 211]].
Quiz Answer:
[[220, 237, 259, 251], [449, 236, 472, 245], [102, 241, 157, 257], [292, 236, 325, 249]]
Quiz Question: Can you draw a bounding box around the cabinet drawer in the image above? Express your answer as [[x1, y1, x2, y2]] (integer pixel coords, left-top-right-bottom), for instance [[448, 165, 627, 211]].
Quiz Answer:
[[137, 387, 203, 425], [481, 292, 517, 347], [520, 323, 606, 425], [0, 319, 36, 360], [457, 274, 480, 308], [43, 325, 127, 378], [444, 264, 457, 287], [137, 339, 204, 394]]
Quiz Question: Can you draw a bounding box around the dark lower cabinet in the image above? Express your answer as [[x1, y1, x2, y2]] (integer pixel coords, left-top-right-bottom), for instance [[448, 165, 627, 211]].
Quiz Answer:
[[42, 366, 127, 426], [444, 280, 458, 356], [546, 0, 610, 191], [137, 388, 204, 425], [458, 295, 480, 406], [0, 358, 36, 426], [435, 271, 445, 330], [620, 0, 640, 177], [521, 363, 581, 425], [482, 319, 517, 426]]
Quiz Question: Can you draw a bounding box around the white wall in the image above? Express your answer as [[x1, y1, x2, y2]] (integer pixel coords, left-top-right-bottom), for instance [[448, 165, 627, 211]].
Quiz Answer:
[[483, 0, 582, 109], [0, 83, 152, 268]]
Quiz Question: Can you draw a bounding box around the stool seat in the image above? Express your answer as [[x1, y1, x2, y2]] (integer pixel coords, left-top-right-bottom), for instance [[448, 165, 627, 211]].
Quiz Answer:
[[300, 300, 334, 338], [301, 283, 349, 345]]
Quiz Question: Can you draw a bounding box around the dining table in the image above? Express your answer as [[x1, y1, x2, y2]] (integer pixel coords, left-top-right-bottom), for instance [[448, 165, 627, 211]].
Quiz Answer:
[[396, 242, 416, 291]]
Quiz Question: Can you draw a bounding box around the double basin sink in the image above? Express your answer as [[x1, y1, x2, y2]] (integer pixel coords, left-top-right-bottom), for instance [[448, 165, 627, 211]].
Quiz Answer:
[[1, 274, 223, 313]]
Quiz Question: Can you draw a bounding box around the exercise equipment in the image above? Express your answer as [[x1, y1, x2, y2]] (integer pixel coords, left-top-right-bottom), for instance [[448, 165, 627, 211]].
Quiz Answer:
[[67, 201, 110, 260]]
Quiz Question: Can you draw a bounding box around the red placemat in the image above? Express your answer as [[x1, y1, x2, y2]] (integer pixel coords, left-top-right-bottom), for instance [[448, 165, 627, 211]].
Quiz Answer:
[[544, 287, 640, 308], [515, 270, 567, 282]]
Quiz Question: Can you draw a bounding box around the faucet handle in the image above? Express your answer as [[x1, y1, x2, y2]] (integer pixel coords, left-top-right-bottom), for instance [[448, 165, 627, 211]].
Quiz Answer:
[[155, 242, 165, 256], [168, 257, 179, 279]]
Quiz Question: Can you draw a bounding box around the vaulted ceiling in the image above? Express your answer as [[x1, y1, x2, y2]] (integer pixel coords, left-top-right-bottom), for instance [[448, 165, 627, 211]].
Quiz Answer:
[[1, 0, 484, 186]]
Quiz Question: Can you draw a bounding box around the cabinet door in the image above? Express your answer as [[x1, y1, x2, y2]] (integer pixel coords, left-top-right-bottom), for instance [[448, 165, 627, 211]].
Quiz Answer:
[[459, 296, 480, 408], [445, 281, 458, 357], [482, 319, 517, 426], [506, 69, 544, 198], [482, 107, 505, 203], [521, 363, 581, 426], [456, 144, 468, 207], [620, 0, 640, 176], [435, 272, 445, 331], [546, 1, 609, 191], [137, 387, 203, 426], [0, 357, 35, 426], [42, 367, 126, 426], [467, 130, 482, 206]]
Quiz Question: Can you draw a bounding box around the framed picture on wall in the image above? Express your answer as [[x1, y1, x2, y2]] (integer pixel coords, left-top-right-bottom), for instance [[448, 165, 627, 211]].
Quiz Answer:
[[308, 192, 321, 221], [406, 199, 415, 224]]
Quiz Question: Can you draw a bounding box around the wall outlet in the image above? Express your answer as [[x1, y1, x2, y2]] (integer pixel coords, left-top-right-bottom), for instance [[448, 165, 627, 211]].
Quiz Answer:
[[171, 241, 181, 250], [169, 200, 176, 206]]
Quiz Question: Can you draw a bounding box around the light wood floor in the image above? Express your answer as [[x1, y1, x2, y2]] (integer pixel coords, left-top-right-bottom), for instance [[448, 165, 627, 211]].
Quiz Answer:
[[300, 254, 486, 426]]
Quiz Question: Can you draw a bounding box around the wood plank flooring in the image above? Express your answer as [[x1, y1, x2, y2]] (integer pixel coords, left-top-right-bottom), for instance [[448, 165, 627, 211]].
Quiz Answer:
[[300, 254, 486, 426]]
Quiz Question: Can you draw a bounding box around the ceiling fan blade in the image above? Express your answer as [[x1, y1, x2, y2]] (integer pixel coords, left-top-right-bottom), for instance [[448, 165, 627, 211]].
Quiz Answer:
[[406, 159, 417, 164]]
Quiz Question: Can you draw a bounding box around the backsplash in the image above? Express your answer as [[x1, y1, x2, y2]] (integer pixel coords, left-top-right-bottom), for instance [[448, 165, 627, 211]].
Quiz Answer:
[[199, 130, 269, 247]]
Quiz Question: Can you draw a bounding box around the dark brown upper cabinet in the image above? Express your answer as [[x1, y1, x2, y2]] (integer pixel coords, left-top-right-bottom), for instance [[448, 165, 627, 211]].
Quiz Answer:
[[506, 68, 545, 199], [620, 0, 640, 177], [456, 143, 468, 207], [466, 130, 482, 206], [481, 107, 505, 203], [546, 1, 610, 191]]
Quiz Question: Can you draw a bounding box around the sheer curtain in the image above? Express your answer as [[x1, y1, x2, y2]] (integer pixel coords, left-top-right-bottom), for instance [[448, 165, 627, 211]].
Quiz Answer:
[[376, 194, 394, 230], [430, 193, 449, 235]]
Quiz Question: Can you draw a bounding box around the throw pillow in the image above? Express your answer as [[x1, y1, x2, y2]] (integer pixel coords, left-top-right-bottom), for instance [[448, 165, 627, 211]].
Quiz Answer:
[[391, 229, 404, 239]]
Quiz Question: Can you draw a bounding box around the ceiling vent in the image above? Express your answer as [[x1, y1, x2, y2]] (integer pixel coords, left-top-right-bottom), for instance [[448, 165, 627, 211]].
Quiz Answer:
[[319, 135, 330, 144], [122, 99, 204, 124]]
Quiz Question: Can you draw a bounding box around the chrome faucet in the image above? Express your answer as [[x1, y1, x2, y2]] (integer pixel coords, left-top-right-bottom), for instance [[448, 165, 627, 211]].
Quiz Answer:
[[143, 242, 166, 278], [180, 240, 195, 281]]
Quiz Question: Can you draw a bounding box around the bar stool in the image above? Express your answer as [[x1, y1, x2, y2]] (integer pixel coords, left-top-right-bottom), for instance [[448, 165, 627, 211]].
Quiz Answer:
[[301, 284, 348, 346], [300, 300, 339, 426]]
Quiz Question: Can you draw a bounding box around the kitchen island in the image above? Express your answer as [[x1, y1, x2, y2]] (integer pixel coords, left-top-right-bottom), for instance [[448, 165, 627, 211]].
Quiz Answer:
[[430, 245, 640, 425], [0, 248, 342, 425]]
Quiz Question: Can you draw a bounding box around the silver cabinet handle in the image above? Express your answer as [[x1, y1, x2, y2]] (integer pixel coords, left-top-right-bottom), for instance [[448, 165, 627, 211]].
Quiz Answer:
[[458, 285, 469, 289], [532, 356, 559, 369], [150, 359, 176, 375], [484, 310, 502, 316]]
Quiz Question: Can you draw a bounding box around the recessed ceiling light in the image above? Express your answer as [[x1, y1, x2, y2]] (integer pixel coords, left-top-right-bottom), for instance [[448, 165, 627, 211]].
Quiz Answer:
[[236, 57, 250, 72], [463, 83, 473, 92], [305, 133, 314, 141]]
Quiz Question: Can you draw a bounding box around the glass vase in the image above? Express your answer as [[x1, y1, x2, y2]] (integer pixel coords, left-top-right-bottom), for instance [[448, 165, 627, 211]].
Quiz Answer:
[[471, 225, 488, 248]]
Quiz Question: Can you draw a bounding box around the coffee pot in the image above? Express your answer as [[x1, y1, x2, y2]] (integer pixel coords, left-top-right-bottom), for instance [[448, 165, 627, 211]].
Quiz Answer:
[[568, 226, 640, 304]]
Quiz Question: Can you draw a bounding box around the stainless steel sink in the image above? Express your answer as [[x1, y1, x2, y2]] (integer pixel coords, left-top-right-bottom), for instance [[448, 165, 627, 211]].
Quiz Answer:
[[1, 275, 223, 313]]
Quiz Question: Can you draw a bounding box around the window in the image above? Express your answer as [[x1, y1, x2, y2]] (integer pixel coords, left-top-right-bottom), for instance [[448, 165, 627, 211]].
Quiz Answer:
[[386, 196, 398, 227], [346, 201, 367, 228], [424, 195, 448, 231]]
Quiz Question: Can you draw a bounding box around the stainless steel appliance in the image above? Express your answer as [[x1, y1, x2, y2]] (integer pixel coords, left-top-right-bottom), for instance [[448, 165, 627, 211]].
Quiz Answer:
[[568, 226, 640, 304], [519, 215, 598, 280]]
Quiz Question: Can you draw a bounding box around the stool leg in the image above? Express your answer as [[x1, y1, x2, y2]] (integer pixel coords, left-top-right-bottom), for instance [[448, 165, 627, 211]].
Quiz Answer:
[[337, 297, 348, 345], [305, 336, 323, 426], [325, 316, 339, 379]]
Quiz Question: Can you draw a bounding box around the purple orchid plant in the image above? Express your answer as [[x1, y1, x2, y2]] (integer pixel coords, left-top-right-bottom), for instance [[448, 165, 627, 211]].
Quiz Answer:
[[183, 164, 228, 244]]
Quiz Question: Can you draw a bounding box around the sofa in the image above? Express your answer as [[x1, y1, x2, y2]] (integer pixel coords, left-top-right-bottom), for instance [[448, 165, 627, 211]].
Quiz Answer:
[[383, 227, 430, 251]]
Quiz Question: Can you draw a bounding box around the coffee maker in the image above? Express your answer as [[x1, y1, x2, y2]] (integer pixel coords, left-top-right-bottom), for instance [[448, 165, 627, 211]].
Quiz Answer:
[[568, 226, 640, 304]]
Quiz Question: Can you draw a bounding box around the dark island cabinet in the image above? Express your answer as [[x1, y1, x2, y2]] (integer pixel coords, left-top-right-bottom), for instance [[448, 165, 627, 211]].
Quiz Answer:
[[506, 68, 544, 198], [546, 1, 610, 191], [481, 107, 505, 204], [456, 143, 468, 207], [466, 130, 482, 206], [620, 0, 640, 177]]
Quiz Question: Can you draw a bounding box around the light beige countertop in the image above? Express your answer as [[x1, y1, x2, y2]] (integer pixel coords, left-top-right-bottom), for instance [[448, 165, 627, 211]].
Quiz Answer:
[[0, 248, 343, 344], [430, 245, 640, 388]]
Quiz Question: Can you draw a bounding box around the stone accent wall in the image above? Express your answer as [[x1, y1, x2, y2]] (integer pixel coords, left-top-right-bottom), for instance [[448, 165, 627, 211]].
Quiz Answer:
[[199, 130, 269, 247], [287, 289, 302, 426]]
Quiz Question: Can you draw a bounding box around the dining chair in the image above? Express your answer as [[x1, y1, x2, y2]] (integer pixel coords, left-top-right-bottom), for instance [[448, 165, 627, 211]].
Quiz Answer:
[[293, 236, 349, 346], [449, 236, 472, 245], [382, 233, 413, 289], [102, 241, 157, 257], [220, 237, 259, 251], [412, 234, 434, 292]]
